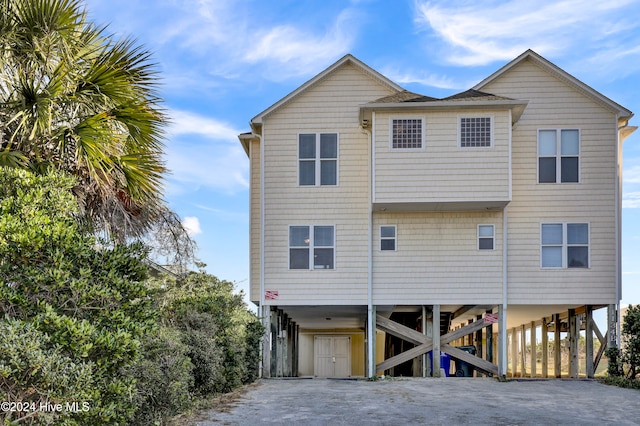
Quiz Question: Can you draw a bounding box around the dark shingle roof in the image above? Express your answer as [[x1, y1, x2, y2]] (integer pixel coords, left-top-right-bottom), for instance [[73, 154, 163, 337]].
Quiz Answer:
[[441, 89, 515, 102], [369, 88, 515, 105]]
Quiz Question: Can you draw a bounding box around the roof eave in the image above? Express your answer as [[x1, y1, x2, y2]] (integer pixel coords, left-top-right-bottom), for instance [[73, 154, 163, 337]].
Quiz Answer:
[[250, 54, 404, 126], [474, 49, 633, 119]]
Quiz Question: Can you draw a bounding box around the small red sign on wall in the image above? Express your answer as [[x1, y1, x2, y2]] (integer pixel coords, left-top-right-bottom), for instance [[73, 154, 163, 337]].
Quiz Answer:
[[484, 313, 498, 324], [265, 290, 279, 300]]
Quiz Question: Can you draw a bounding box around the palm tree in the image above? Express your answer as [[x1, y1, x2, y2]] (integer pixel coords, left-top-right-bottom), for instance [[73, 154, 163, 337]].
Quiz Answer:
[[0, 0, 172, 240]]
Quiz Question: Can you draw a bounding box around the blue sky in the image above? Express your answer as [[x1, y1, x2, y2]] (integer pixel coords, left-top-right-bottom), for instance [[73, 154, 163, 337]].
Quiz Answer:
[[85, 0, 640, 306]]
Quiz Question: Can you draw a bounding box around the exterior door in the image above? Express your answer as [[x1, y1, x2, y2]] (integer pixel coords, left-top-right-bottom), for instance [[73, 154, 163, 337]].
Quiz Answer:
[[314, 336, 351, 378]]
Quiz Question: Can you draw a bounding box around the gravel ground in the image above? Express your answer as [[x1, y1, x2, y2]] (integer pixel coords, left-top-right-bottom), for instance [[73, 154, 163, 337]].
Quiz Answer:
[[194, 377, 640, 425]]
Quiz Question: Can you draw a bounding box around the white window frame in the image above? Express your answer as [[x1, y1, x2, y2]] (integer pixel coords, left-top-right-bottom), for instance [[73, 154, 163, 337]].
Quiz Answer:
[[288, 225, 336, 270], [389, 116, 426, 150], [540, 222, 590, 269], [478, 224, 495, 250], [459, 115, 493, 148], [537, 129, 580, 184], [380, 225, 397, 251], [298, 133, 339, 186]]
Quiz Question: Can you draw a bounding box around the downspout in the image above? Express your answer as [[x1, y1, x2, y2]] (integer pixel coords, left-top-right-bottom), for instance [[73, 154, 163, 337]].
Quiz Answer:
[[500, 109, 512, 378], [255, 130, 266, 377], [615, 116, 623, 347], [363, 112, 375, 378]]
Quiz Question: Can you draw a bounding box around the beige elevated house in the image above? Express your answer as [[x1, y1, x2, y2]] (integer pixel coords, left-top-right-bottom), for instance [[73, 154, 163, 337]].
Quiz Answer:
[[239, 50, 636, 379]]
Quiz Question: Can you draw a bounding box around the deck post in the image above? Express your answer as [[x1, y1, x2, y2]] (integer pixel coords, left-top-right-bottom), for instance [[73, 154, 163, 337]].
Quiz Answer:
[[530, 321, 537, 377], [433, 304, 441, 377], [262, 306, 272, 378], [520, 324, 526, 377], [486, 309, 494, 367], [568, 308, 578, 378], [511, 327, 517, 377], [554, 313, 561, 378], [541, 317, 548, 378], [607, 304, 618, 349], [585, 305, 594, 378]]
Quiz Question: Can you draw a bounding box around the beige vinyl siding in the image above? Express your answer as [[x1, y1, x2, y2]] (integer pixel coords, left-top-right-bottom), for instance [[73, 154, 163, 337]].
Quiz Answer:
[[372, 211, 503, 304], [373, 110, 510, 204], [249, 139, 261, 304], [480, 58, 617, 304], [261, 63, 396, 305]]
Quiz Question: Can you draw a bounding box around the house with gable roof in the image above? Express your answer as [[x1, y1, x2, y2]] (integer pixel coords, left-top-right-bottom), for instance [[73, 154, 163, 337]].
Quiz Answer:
[[239, 50, 636, 379]]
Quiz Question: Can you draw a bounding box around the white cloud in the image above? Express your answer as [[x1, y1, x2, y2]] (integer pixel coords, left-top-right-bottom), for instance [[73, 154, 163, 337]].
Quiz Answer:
[[381, 67, 466, 90], [163, 109, 249, 195], [167, 109, 241, 141], [182, 216, 202, 236], [623, 164, 640, 208], [243, 9, 358, 79], [413, 0, 640, 66]]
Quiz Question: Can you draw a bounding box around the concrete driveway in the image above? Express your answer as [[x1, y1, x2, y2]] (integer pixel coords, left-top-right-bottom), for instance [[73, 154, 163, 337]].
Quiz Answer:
[[195, 378, 640, 425]]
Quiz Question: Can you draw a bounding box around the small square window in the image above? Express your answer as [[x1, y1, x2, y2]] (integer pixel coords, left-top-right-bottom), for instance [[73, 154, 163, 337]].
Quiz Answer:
[[391, 118, 423, 149], [380, 226, 396, 251], [478, 225, 495, 250], [460, 117, 492, 147]]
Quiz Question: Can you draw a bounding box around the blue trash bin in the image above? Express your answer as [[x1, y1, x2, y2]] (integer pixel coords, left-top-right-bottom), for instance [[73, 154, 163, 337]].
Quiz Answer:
[[428, 351, 450, 377]]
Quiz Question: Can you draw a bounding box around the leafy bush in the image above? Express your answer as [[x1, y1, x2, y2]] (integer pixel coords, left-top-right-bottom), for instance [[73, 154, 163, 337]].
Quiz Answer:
[[126, 325, 194, 425], [148, 268, 263, 397], [0, 168, 155, 424], [0, 320, 94, 425], [621, 305, 640, 379]]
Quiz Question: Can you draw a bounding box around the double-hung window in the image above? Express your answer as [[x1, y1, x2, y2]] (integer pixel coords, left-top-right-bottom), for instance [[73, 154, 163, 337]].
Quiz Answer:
[[380, 225, 396, 251], [478, 225, 495, 250], [299, 133, 337, 186], [538, 129, 579, 183], [460, 116, 492, 148], [289, 225, 335, 270], [541, 223, 589, 268], [391, 117, 424, 149]]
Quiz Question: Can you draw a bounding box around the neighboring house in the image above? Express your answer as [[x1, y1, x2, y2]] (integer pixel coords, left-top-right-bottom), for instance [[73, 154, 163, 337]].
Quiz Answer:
[[238, 50, 636, 379]]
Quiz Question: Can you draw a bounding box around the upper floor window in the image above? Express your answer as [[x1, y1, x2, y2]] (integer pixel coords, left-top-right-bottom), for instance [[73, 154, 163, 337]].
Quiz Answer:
[[299, 133, 337, 186], [541, 223, 589, 268], [460, 116, 492, 148], [538, 129, 579, 183], [391, 118, 424, 149], [289, 225, 335, 270], [478, 224, 495, 250], [380, 225, 396, 251]]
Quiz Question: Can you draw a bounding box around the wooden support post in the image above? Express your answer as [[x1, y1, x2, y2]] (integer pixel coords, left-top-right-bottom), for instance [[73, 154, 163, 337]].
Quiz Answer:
[[498, 305, 506, 378], [554, 313, 561, 378], [568, 308, 578, 378], [520, 324, 526, 377], [475, 315, 483, 377], [607, 304, 618, 349], [422, 306, 428, 378], [511, 327, 518, 377], [585, 305, 594, 378], [486, 309, 493, 364], [541, 317, 548, 378], [262, 306, 272, 378], [530, 321, 537, 378], [433, 304, 441, 377]]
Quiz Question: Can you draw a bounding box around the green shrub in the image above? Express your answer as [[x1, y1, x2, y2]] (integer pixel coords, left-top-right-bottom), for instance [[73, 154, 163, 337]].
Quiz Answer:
[[622, 305, 640, 379], [148, 269, 262, 397], [0, 320, 93, 425], [127, 326, 194, 425], [0, 168, 156, 424]]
